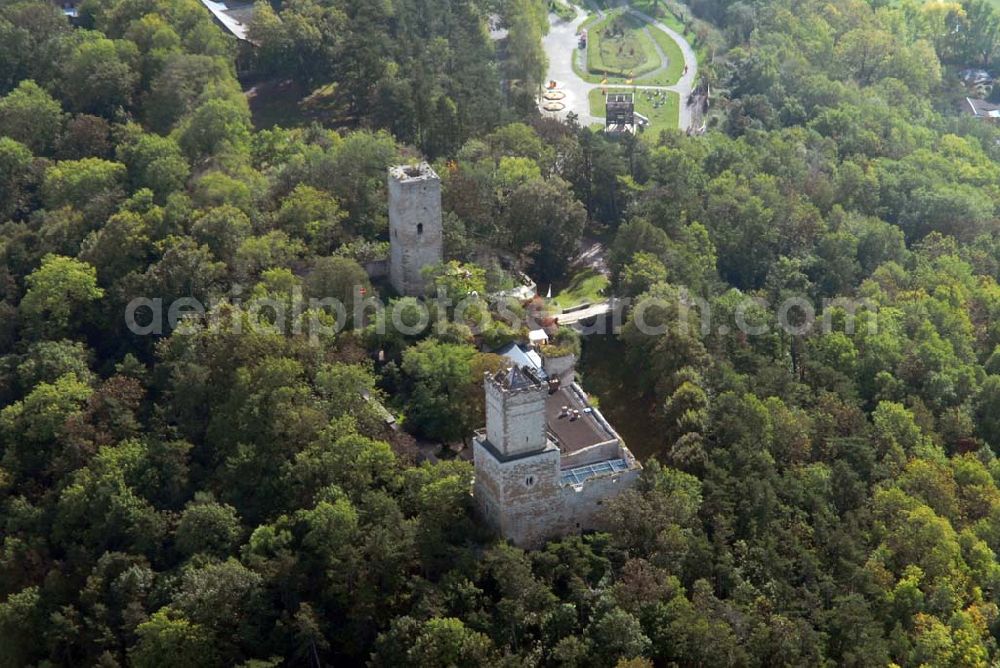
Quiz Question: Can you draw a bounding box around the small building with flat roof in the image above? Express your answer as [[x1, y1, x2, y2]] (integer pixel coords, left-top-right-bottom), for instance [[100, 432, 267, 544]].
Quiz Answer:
[[528, 328, 549, 346], [605, 92, 637, 135]]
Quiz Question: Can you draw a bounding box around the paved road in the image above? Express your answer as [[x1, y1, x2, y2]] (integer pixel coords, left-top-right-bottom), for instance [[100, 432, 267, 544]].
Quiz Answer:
[[540, 3, 699, 131], [628, 6, 698, 130], [557, 302, 612, 325], [540, 7, 599, 125]]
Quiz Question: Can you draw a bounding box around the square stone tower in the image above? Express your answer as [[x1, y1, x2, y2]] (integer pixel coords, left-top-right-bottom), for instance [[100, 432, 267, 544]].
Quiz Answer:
[[485, 366, 549, 457], [388, 163, 444, 297], [473, 366, 563, 547]]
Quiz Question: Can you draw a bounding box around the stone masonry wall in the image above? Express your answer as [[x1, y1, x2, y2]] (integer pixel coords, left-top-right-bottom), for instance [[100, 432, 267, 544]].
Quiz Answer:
[[474, 436, 641, 548], [542, 353, 576, 383], [388, 164, 443, 297], [473, 438, 564, 548], [485, 380, 548, 458], [557, 466, 642, 536]]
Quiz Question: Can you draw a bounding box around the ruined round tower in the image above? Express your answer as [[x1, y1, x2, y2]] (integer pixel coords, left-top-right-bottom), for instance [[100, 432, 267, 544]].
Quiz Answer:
[[388, 163, 444, 297]]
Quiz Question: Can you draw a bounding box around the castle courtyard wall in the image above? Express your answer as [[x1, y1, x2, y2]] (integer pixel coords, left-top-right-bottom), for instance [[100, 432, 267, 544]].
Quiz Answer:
[[473, 438, 564, 547], [474, 437, 641, 548], [557, 466, 642, 536]]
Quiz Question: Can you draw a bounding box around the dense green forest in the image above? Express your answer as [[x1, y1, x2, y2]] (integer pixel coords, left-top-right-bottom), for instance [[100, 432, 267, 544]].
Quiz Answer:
[[5, 0, 1000, 665], [244, 0, 548, 152]]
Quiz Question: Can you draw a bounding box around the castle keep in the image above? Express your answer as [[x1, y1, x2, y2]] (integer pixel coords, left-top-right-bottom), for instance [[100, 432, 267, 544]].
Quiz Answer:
[[473, 363, 641, 548], [385, 162, 639, 549], [388, 163, 444, 297]]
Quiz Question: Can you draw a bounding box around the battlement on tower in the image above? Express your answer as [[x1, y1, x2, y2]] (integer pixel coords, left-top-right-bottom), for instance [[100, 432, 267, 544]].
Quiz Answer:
[[388, 162, 443, 297], [389, 162, 439, 184], [483, 365, 549, 459], [487, 365, 547, 396]]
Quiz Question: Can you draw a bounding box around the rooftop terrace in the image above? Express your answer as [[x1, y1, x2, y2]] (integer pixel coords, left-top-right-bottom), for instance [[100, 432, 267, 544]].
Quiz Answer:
[[546, 385, 619, 455], [607, 92, 635, 106], [492, 364, 546, 392]]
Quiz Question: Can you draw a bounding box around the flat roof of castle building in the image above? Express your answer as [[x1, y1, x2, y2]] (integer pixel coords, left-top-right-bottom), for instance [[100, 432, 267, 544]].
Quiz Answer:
[[546, 385, 618, 454]]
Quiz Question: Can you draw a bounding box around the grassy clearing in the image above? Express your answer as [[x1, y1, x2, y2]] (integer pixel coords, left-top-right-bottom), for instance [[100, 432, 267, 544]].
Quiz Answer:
[[586, 10, 661, 79], [630, 0, 697, 39], [246, 79, 313, 129], [553, 269, 610, 309], [628, 0, 659, 16], [589, 86, 679, 135], [644, 21, 685, 85], [628, 1, 710, 67], [549, 0, 576, 22], [571, 6, 698, 87], [630, 0, 685, 31]]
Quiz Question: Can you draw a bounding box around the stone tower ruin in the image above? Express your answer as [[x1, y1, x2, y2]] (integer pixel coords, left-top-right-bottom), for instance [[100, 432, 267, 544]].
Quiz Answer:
[[388, 163, 444, 297]]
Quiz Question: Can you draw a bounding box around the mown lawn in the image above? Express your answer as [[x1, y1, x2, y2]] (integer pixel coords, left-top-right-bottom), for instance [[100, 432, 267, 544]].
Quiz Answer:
[[627, 1, 708, 68], [586, 10, 660, 79], [549, 0, 576, 22], [589, 86, 679, 135], [575, 9, 691, 87], [644, 19, 686, 85], [553, 269, 610, 309]]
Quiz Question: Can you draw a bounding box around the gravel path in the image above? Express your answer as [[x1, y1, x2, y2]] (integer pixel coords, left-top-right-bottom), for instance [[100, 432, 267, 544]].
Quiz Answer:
[[540, 3, 699, 131]]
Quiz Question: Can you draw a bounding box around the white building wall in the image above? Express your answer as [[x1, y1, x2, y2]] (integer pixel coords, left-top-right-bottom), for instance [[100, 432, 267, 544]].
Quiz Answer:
[[542, 353, 576, 383]]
